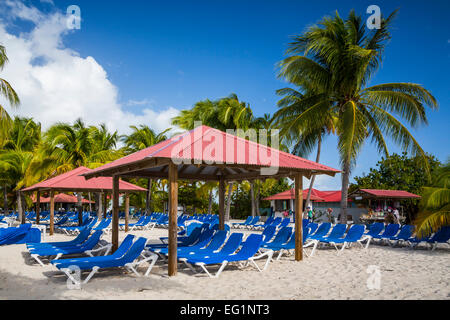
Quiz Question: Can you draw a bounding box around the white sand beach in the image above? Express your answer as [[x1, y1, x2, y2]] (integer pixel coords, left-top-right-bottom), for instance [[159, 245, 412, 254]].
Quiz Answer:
[[0, 221, 448, 300]]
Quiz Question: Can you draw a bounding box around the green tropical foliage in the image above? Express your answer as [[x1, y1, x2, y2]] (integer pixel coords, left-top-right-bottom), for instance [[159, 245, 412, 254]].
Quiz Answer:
[[276, 9, 438, 221], [350, 152, 442, 221], [0, 44, 20, 134], [414, 161, 450, 237]]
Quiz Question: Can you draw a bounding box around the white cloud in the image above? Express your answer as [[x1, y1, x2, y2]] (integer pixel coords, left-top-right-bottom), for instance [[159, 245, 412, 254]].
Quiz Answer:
[[0, 1, 179, 135], [125, 98, 155, 107]]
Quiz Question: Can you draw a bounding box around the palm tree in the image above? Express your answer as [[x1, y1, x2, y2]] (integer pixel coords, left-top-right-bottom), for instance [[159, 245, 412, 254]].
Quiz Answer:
[[414, 162, 450, 237], [0, 44, 20, 134], [172, 94, 254, 221], [0, 117, 51, 223], [274, 87, 336, 208], [122, 125, 170, 214], [277, 10, 438, 222], [41, 119, 123, 222]]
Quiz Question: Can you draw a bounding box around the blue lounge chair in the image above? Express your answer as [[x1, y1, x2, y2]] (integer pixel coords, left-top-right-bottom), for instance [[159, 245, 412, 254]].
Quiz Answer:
[[261, 226, 277, 244], [232, 216, 252, 228], [157, 224, 208, 245], [0, 224, 41, 245], [246, 216, 261, 230], [268, 217, 282, 229], [358, 222, 385, 249], [93, 218, 112, 232], [372, 224, 400, 244], [319, 224, 366, 254], [179, 233, 244, 262], [253, 216, 275, 230], [56, 217, 98, 235], [28, 231, 107, 266], [181, 234, 273, 278], [261, 227, 292, 249], [276, 218, 291, 230], [150, 229, 215, 255], [51, 236, 158, 286], [410, 226, 450, 250], [388, 225, 415, 247], [119, 216, 145, 230], [306, 223, 319, 236], [27, 228, 91, 250], [175, 230, 228, 258], [304, 223, 347, 256], [307, 222, 331, 240], [262, 226, 309, 260]]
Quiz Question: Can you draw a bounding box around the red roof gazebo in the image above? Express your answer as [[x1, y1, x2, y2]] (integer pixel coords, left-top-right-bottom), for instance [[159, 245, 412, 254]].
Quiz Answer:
[[22, 166, 146, 234], [84, 125, 340, 276], [32, 193, 94, 204]]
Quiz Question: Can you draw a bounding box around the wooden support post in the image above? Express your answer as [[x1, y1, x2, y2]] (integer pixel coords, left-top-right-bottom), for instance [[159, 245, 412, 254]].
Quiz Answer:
[[49, 191, 55, 236], [36, 190, 40, 225], [294, 173, 303, 261], [112, 176, 119, 252], [168, 162, 178, 276], [97, 192, 103, 220], [103, 192, 107, 219], [219, 178, 225, 231], [125, 193, 130, 233], [77, 193, 83, 226]]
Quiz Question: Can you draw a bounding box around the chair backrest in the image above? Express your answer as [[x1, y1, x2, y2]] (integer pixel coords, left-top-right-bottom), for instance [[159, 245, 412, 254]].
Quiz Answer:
[[251, 216, 260, 224], [80, 230, 103, 250], [183, 227, 203, 245], [112, 234, 135, 258], [367, 222, 384, 237], [429, 226, 450, 243], [395, 225, 414, 239], [203, 230, 227, 251], [311, 222, 331, 237], [327, 224, 347, 239], [344, 224, 365, 241], [195, 229, 215, 246], [217, 233, 243, 255], [118, 237, 147, 264], [381, 224, 400, 237], [307, 223, 318, 235], [270, 217, 282, 226], [234, 234, 263, 258], [242, 216, 252, 225], [265, 216, 274, 226], [261, 226, 277, 243], [279, 218, 290, 228], [271, 226, 292, 244], [75, 227, 92, 243]]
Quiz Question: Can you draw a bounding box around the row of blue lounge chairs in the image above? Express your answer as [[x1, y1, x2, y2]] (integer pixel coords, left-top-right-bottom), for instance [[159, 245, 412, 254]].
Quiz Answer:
[[232, 216, 292, 231]]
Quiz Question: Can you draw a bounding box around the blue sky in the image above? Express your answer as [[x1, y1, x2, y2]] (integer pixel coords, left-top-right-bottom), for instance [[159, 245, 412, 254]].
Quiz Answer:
[[1, 0, 449, 189]]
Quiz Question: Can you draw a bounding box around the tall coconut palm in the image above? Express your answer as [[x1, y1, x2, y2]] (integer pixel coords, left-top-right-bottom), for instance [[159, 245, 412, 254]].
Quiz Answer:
[[122, 125, 170, 214], [274, 87, 336, 208], [0, 44, 20, 136], [414, 161, 450, 238], [277, 10, 438, 222]]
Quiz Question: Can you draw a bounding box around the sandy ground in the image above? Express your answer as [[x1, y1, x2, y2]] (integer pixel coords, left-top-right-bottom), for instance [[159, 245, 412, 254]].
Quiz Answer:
[[0, 219, 448, 300]]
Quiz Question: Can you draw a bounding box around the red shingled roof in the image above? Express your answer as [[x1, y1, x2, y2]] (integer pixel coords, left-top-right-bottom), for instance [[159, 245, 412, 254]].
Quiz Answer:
[[22, 166, 146, 192], [32, 193, 94, 204], [85, 125, 340, 177], [358, 189, 421, 199], [263, 188, 349, 202]]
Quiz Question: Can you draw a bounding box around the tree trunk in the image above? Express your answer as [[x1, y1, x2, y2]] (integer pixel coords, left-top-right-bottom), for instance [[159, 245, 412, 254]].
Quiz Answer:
[[207, 189, 213, 215], [255, 185, 260, 216], [3, 184, 8, 215], [97, 192, 102, 220], [77, 193, 83, 226], [340, 159, 351, 224], [88, 192, 92, 212], [305, 136, 322, 208], [250, 181, 255, 217], [146, 178, 153, 215], [17, 190, 24, 224], [225, 182, 233, 221]]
